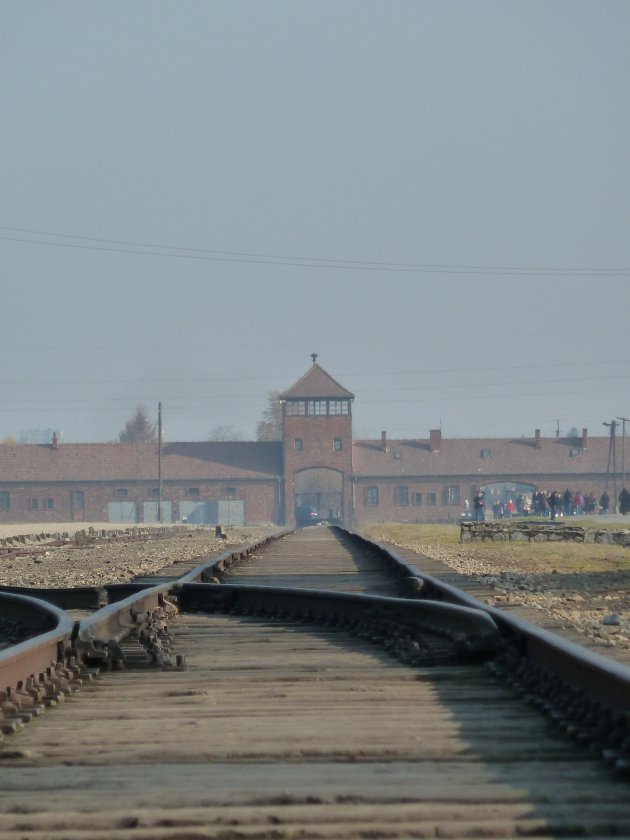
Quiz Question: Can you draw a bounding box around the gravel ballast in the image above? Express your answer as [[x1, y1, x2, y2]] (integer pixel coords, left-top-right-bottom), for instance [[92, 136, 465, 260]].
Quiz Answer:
[[0, 523, 280, 589], [394, 540, 630, 653], [2, 522, 628, 655]]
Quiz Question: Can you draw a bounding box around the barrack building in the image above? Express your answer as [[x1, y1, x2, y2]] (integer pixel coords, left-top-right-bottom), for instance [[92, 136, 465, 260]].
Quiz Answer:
[[0, 362, 620, 527]]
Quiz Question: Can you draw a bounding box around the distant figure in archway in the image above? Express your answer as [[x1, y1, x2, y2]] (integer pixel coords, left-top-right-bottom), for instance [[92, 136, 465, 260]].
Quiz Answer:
[[473, 490, 485, 522]]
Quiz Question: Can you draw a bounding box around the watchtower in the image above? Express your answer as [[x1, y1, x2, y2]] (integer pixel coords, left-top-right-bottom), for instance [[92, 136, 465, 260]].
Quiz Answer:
[[280, 357, 354, 526]]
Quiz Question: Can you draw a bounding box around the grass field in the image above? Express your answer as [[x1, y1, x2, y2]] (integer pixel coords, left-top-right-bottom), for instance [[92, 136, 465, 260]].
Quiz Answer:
[[358, 521, 630, 575]]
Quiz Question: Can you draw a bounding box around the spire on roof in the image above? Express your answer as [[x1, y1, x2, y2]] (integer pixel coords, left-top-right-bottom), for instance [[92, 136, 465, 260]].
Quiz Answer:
[[311, 353, 318, 365]]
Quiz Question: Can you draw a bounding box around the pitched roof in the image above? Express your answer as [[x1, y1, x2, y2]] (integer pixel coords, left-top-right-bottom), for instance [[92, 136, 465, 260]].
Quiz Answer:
[[0, 442, 283, 483], [0, 435, 616, 487], [352, 435, 614, 480], [280, 364, 354, 400]]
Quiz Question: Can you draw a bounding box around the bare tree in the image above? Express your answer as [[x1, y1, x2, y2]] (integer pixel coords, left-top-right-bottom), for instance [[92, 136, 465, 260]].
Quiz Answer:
[[119, 404, 156, 443], [208, 425, 243, 441], [256, 391, 282, 441]]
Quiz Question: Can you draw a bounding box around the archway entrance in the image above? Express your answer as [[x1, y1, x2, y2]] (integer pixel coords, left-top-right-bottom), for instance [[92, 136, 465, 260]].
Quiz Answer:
[[480, 481, 535, 517], [294, 468, 343, 523]]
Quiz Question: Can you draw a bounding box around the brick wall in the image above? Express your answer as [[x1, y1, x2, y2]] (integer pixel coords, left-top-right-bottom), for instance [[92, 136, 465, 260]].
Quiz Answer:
[[283, 413, 353, 525], [354, 478, 465, 524], [0, 480, 280, 525], [354, 475, 614, 524]]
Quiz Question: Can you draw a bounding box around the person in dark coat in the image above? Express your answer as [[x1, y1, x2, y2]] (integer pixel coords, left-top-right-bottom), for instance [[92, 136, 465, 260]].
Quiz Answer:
[[563, 488, 573, 516], [619, 488, 630, 515], [599, 491, 609, 514], [473, 490, 486, 522], [548, 491, 560, 520]]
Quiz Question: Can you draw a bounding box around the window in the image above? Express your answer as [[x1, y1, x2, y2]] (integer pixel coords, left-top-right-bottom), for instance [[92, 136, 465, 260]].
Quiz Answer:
[[115, 488, 128, 497], [394, 486, 409, 506], [412, 492, 422, 506], [285, 400, 306, 416], [447, 486, 460, 505], [480, 448, 492, 459], [365, 486, 379, 505], [333, 438, 342, 451], [0, 492, 10, 512], [393, 450, 401, 459], [569, 447, 581, 457], [307, 400, 328, 415], [29, 498, 39, 511], [294, 438, 303, 451], [223, 486, 236, 496], [46, 498, 54, 510], [149, 488, 159, 496], [427, 493, 437, 506], [329, 400, 350, 415], [72, 490, 84, 510], [187, 487, 200, 497], [286, 399, 350, 416]]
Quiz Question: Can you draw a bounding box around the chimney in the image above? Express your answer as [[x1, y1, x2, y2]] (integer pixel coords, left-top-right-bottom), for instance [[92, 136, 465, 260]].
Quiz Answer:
[[381, 431, 388, 452], [534, 429, 541, 448], [582, 428, 588, 449], [429, 428, 441, 452], [51, 432, 58, 450]]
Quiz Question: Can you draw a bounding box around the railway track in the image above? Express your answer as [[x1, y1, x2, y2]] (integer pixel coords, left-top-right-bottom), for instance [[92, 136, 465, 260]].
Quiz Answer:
[[380, 538, 630, 669], [0, 525, 629, 838]]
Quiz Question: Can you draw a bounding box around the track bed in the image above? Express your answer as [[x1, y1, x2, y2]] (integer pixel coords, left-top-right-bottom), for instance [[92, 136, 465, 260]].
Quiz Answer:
[[222, 525, 405, 594], [2, 610, 629, 838], [1, 528, 629, 838]]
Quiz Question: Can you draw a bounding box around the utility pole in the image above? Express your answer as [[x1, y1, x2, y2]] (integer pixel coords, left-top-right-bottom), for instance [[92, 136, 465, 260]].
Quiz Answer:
[[618, 416, 629, 491], [157, 402, 163, 523], [604, 419, 618, 513]]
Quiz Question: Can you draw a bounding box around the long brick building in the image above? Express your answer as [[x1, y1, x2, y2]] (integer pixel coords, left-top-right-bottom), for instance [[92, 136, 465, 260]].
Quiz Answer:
[[0, 361, 622, 526]]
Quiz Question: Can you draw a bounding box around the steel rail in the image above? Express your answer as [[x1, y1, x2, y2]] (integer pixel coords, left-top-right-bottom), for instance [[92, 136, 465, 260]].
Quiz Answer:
[[176, 581, 499, 654], [63, 520, 500, 668], [74, 582, 175, 667], [5, 525, 629, 711], [2, 525, 629, 769], [177, 529, 291, 584], [0, 592, 76, 704], [356, 533, 630, 712], [333, 528, 630, 768], [67, 578, 499, 671], [0, 584, 105, 611]]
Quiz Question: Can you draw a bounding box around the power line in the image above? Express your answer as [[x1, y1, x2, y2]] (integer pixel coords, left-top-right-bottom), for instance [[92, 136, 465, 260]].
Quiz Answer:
[[0, 359, 628, 387], [359, 372, 630, 396], [1, 225, 628, 276], [1, 366, 629, 401], [1, 330, 628, 352], [0, 383, 626, 412], [6, 369, 627, 403]]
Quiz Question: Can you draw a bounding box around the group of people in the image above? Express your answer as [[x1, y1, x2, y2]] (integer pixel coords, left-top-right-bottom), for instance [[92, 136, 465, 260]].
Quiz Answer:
[[531, 489, 596, 518], [470, 487, 630, 522]]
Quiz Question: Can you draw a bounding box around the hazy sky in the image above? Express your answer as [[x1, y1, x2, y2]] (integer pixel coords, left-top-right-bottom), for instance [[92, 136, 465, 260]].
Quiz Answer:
[[2, 1, 629, 444]]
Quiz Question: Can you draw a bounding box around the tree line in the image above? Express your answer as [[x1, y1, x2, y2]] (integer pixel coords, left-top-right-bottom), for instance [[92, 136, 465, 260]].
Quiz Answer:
[[117, 392, 282, 444], [0, 393, 283, 446]]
